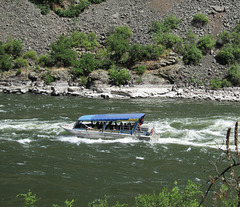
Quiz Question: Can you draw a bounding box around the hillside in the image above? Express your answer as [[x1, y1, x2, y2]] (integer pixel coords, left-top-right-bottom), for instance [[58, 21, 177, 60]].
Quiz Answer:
[[0, 0, 240, 85]]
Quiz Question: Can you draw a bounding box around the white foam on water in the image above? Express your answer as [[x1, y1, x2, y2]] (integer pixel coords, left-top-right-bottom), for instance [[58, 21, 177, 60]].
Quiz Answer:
[[57, 135, 141, 145], [1, 116, 238, 149], [17, 138, 32, 145], [136, 156, 145, 160]]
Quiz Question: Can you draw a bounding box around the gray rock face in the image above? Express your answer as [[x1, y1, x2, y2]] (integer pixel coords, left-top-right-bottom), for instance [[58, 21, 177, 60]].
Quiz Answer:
[[1, 0, 240, 55], [89, 70, 110, 89]]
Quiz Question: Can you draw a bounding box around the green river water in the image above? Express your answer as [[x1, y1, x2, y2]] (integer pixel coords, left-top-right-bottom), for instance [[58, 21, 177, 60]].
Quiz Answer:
[[1, 94, 240, 206]]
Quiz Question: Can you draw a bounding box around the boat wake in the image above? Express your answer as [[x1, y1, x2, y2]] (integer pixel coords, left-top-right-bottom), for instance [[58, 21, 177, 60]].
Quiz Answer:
[[0, 117, 237, 150]]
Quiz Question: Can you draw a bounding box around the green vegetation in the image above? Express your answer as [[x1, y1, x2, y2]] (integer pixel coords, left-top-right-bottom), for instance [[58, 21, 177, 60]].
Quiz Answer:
[[183, 45, 202, 65], [192, 13, 209, 27], [23, 50, 37, 60], [0, 38, 23, 71], [17, 181, 202, 207], [14, 57, 29, 68], [151, 15, 181, 51], [108, 65, 130, 86], [29, 0, 105, 17], [197, 34, 215, 54], [134, 65, 146, 75], [3, 14, 240, 88]]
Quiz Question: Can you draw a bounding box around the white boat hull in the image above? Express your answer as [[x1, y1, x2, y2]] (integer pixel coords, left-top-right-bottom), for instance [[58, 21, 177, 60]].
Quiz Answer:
[[61, 125, 151, 140]]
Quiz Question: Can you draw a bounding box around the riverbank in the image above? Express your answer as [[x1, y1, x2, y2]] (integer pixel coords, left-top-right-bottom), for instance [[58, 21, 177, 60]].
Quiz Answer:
[[1, 79, 240, 102]]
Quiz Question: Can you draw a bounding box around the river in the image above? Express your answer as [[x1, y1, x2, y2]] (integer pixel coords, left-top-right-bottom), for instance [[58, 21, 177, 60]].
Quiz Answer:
[[0, 94, 239, 206]]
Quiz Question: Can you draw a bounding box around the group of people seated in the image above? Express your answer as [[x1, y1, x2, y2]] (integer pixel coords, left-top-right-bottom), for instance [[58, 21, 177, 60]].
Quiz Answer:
[[74, 121, 135, 131]]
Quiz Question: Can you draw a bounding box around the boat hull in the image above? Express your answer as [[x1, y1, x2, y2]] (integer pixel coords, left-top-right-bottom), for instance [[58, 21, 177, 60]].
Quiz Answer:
[[61, 125, 151, 140]]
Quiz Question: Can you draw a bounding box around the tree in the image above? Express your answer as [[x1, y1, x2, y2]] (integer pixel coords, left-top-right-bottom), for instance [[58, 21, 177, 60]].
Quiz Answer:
[[50, 35, 77, 67], [105, 26, 133, 64], [71, 53, 96, 77]]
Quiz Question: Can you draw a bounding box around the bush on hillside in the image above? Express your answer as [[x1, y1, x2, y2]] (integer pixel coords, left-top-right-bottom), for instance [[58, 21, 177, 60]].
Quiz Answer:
[[184, 30, 197, 45], [216, 30, 232, 48], [0, 54, 12, 71], [14, 58, 29, 68], [71, 53, 96, 78], [183, 45, 202, 65], [134, 65, 146, 75], [37, 54, 53, 67], [216, 46, 235, 65], [105, 26, 133, 64], [154, 32, 181, 49], [70, 31, 99, 51], [192, 13, 209, 27], [227, 64, 240, 86], [209, 78, 232, 89], [3, 38, 23, 58], [23, 50, 37, 60], [54, 0, 90, 18], [197, 34, 215, 54], [151, 15, 180, 34], [49, 35, 77, 67], [30, 0, 91, 17], [128, 44, 164, 64], [95, 48, 113, 69], [108, 65, 130, 86]]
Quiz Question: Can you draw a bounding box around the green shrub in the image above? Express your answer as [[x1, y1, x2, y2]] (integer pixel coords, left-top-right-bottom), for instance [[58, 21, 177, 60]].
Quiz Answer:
[[37, 54, 53, 67], [134, 65, 146, 75], [192, 13, 209, 27], [14, 58, 29, 68], [79, 76, 88, 86], [95, 48, 112, 69], [108, 65, 130, 86], [70, 31, 98, 50], [135, 180, 202, 207], [128, 44, 164, 64], [45, 74, 54, 84], [4, 38, 23, 58], [151, 15, 180, 33], [23, 50, 37, 60], [0, 54, 12, 71], [50, 35, 77, 67], [54, 0, 90, 18], [216, 31, 232, 47], [16, 69, 22, 76], [72, 53, 96, 77], [222, 78, 232, 87], [197, 34, 215, 54], [163, 15, 181, 30], [227, 64, 240, 86], [105, 26, 132, 64], [210, 78, 223, 89], [154, 32, 181, 49], [216, 46, 234, 65], [184, 30, 197, 45], [17, 190, 38, 207], [183, 46, 202, 65]]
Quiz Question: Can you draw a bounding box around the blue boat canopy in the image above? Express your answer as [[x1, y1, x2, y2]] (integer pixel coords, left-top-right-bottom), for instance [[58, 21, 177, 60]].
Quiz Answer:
[[78, 113, 145, 122]]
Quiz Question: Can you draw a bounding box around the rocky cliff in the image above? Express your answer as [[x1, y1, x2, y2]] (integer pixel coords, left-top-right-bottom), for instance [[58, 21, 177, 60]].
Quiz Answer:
[[0, 0, 240, 87]]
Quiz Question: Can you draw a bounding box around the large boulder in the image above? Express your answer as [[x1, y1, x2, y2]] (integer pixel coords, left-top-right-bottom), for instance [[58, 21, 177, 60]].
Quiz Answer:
[[89, 70, 110, 90]]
